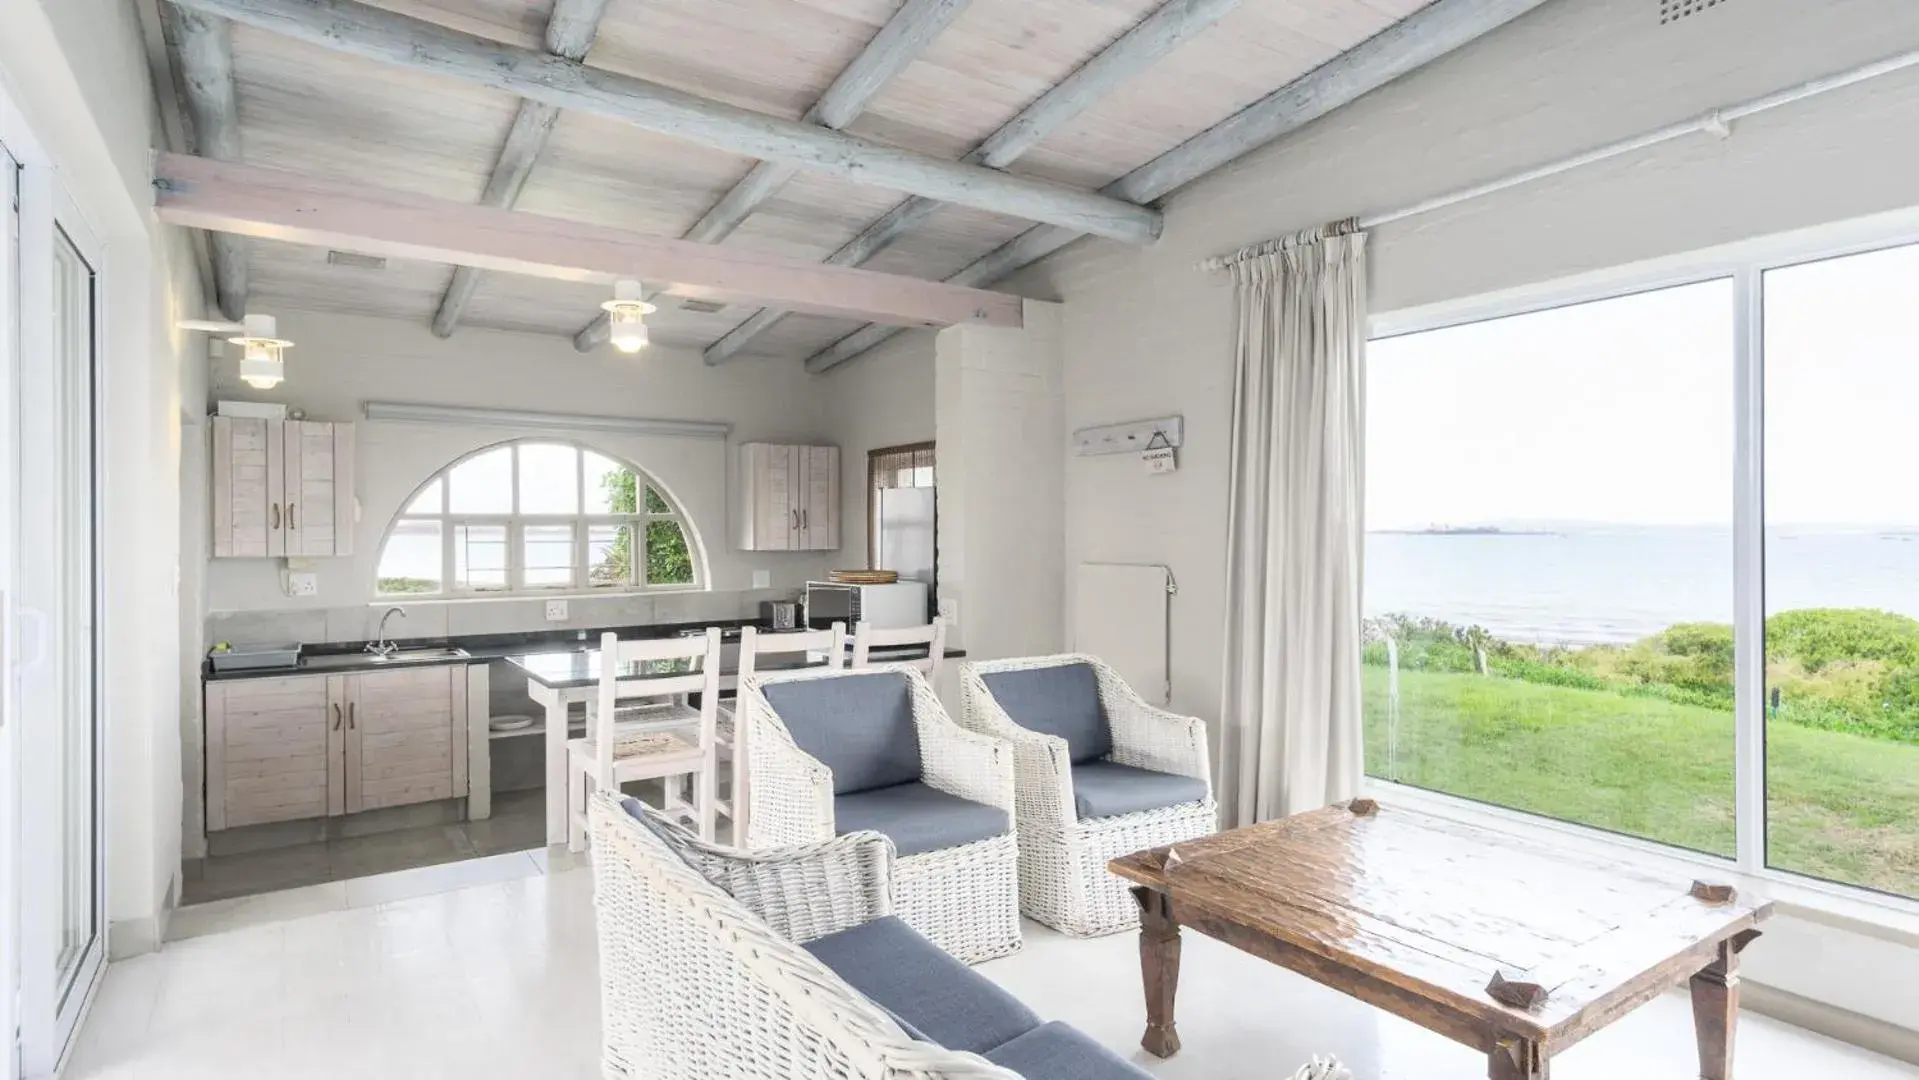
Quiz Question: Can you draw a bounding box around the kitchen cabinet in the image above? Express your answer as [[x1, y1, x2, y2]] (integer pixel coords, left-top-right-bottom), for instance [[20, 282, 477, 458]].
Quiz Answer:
[[205, 666, 469, 830], [735, 442, 839, 551], [210, 417, 355, 558]]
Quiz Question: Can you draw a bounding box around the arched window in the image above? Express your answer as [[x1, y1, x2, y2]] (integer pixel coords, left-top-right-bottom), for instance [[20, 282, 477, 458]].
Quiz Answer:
[[374, 441, 702, 597]]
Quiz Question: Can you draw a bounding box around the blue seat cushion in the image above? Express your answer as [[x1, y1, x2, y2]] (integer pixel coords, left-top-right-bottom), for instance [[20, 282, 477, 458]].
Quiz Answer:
[[834, 782, 1009, 857], [803, 916, 1038, 1055], [762, 671, 922, 794], [986, 1021, 1152, 1079], [981, 663, 1111, 764], [1072, 761, 1209, 820]]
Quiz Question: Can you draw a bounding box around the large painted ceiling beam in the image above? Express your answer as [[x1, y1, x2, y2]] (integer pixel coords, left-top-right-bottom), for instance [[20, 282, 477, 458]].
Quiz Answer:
[[573, 0, 973, 352], [161, 5, 249, 320], [705, 0, 1242, 366], [164, 0, 1163, 246], [150, 154, 1026, 331], [804, 0, 1555, 374], [430, 0, 611, 339]]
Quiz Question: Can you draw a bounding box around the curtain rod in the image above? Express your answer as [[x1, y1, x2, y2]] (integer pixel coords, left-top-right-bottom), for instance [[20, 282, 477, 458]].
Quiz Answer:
[[1200, 45, 1919, 271]]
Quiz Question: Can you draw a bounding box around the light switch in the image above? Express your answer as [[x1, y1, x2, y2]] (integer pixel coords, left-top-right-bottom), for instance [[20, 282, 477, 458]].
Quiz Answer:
[[752, 570, 771, 589], [545, 599, 569, 622]]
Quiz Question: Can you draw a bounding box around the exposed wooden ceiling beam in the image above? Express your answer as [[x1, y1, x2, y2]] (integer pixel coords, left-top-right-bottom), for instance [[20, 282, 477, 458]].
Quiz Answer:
[[704, 0, 1242, 366], [572, 0, 974, 353], [160, 4, 249, 321], [804, 0, 1555, 374], [165, 0, 1163, 246], [134, 0, 219, 306], [430, 0, 611, 339], [151, 154, 1027, 331]]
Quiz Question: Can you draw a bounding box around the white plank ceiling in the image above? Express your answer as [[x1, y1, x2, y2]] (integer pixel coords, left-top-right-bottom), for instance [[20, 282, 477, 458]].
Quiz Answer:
[[211, 0, 1433, 360]]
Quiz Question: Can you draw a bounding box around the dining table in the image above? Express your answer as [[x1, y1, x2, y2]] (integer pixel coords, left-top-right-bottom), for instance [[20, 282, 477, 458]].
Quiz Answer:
[[503, 635, 960, 845]]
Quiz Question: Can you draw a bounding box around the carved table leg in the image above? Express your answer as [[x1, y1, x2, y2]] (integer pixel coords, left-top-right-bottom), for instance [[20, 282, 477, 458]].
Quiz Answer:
[[1489, 1037, 1548, 1080], [1132, 886, 1182, 1058], [1691, 936, 1747, 1080]]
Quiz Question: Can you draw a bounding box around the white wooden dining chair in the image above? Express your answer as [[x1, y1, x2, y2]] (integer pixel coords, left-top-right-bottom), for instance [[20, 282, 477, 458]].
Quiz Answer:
[[721, 622, 845, 841], [850, 618, 947, 681], [567, 628, 722, 850]]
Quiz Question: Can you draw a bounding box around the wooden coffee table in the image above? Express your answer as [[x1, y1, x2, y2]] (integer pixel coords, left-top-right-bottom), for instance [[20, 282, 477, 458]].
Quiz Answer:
[[1109, 800, 1771, 1079]]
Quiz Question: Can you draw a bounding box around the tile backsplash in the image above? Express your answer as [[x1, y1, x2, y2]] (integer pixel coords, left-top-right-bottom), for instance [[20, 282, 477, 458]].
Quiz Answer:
[[205, 588, 800, 650]]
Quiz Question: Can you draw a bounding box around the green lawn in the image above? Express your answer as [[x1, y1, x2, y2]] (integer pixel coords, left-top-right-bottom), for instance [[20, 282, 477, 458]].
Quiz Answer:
[[1362, 667, 1919, 898]]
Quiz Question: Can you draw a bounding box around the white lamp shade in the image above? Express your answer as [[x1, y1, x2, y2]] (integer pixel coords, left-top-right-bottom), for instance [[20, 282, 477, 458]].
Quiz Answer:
[[600, 280, 657, 355]]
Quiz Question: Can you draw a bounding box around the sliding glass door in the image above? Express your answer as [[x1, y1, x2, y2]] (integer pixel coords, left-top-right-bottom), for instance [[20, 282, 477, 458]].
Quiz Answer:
[[1365, 230, 1919, 904]]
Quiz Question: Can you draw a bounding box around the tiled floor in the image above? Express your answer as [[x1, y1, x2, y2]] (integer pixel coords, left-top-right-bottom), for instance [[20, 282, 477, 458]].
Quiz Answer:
[[181, 790, 546, 906], [70, 861, 1919, 1080]]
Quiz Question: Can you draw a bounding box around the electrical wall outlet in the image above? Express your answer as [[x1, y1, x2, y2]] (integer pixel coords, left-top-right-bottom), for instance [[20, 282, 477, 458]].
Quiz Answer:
[[938, 597, 959, 627], [545, 599, 569, 622], [752, 570, 771, 589], [287, 571, 319, 597]]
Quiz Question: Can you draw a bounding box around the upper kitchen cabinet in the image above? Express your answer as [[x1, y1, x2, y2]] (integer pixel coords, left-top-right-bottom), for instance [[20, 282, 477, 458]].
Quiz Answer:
[[211, 417, 356, 558], [735, 442, 839, 551]]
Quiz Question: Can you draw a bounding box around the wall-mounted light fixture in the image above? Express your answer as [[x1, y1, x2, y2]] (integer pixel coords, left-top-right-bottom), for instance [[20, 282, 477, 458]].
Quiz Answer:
[[179, 312, 294, 389], [601, 280, 657, 355]]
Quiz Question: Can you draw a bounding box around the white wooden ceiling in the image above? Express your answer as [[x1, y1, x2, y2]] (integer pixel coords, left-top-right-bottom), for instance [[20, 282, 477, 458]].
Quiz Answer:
[[209, 0, 1432, 359]]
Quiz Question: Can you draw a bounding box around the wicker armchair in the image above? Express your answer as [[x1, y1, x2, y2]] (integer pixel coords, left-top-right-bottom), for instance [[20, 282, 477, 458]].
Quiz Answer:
[[741, 664, 1023, 964], [587, 794, 1026, 1079], [960, 655, 1217, 937]]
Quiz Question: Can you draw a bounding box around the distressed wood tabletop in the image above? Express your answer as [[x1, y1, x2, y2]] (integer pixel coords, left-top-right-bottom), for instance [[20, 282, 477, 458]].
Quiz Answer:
[[1111, 800, 1771, 1077]]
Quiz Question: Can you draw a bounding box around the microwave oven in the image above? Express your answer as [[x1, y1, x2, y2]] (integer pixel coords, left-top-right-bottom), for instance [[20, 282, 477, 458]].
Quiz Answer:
[[804, 580, 929, 631]]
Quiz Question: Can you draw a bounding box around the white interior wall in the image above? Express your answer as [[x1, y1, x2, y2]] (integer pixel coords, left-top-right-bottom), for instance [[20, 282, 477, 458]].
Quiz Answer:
[[821, 329, 938, 571], [3, 0, 206, 955], [203, 308, 841, 634], [999, 0, 1919, 1043]]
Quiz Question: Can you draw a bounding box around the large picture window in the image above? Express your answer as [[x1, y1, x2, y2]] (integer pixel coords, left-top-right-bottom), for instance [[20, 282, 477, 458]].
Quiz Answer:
[[375, 441, 699, 597], [1366, 235, 1919, 903]]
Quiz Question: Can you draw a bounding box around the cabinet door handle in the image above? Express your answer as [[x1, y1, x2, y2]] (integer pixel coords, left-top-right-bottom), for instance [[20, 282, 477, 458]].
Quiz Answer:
[[332, 703, 342, 730], [288, 502, 297, 531], [348, 702, 356, 731], [270, 503, 281, 530], [792, 509, 800, 530], [802, 509, 808, 530]]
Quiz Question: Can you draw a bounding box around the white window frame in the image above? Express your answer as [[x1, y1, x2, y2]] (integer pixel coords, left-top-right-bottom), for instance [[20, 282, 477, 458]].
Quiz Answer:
[[1362, 203, 1919, 926], [373, 440, 703, 599]]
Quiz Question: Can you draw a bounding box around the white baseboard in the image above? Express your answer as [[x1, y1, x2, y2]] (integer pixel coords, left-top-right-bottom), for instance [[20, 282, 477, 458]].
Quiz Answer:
[[1746, 981, 1919, 1067], [107, 916, 161, 960]]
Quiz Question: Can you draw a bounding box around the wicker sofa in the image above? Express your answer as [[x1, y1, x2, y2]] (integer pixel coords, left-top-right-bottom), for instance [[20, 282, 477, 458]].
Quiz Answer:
[[588, 793, 1153, 1080], [960, 655, 1217, 937], [740, 664, 1022, 964]]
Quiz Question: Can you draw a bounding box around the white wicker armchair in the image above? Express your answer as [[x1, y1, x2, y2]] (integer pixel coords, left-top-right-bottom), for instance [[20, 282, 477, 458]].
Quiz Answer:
[[960, 655, 1217, 937], [588, 794, 1024, 1080], [741, 664, 1023, 964]]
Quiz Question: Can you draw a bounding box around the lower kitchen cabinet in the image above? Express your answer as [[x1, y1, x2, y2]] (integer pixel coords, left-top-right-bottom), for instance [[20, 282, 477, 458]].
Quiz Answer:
[[206, 666, 469, 830]]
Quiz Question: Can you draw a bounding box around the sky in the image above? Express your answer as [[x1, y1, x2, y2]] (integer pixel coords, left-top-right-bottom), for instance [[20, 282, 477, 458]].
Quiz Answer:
[[1366, 241, 1919, 531]]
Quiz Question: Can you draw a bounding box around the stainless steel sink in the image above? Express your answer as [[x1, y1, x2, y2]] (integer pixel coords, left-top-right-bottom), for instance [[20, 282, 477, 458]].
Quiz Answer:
[[302, 647, 470, 669]]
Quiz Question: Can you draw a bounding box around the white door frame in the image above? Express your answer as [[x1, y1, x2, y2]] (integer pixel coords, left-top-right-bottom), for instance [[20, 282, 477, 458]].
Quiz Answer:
[[2, 81, 109, 1078]]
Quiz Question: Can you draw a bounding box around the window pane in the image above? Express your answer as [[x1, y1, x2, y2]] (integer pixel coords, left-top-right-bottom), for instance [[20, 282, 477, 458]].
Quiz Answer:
[[454, 524, 508, 591], [404, 479, 443, 515], [643, 486, 670, 514], [585, 451, 635, 514], [523, 523, 575, 588], [448, 447, 513, 514], [377, 520, 443, 594], [1763, 242, 1919, 899], [519, 443, 579, 515], [1364, 281, 1736, 857], [645, 519, 694, 585], [587, 524, 634, 587]]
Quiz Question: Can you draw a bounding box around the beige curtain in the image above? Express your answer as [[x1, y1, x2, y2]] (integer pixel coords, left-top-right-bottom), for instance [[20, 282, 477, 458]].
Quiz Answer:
[[1216, 223, 1368, 827]]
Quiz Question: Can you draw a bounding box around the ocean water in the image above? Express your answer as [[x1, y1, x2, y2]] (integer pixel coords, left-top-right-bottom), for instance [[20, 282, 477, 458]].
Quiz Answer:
[[1365, 526, 1919, 646]]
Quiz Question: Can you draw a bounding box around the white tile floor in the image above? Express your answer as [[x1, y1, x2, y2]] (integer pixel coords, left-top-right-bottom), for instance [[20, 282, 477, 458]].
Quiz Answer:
[[67, 859, 1919, 1080]]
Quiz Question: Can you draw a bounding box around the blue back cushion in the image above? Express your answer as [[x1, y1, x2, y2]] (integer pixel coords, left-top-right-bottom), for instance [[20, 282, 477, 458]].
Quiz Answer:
[[981, 663, 1111, 764], [762, 672, 922, 795]]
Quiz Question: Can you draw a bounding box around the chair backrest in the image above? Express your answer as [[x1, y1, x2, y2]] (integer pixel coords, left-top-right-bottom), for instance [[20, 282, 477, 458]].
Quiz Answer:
[[851, 619, 946, 681], [757, 667, 923, 795], [738, 621, 845, 686], [586, 795, 1018, 1080], [595, 629, 722, 783], [970, 656, 1111, 764]]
